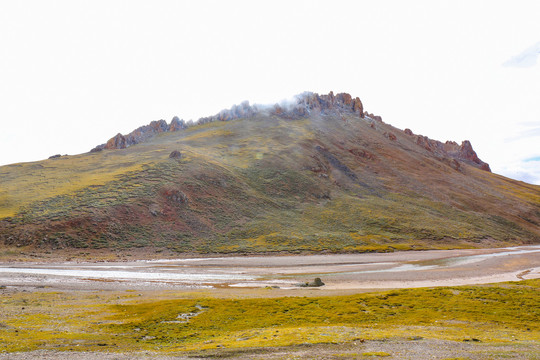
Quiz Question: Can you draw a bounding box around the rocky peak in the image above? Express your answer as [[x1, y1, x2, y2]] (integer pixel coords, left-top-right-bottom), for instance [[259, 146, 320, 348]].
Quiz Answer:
[[169, 116, 187, 132], [91, 91, 371, 151], [91, 92, 489, 173], [403, 128, 491, 172], [92, 116, 187, 151], [273, 92, 365, 118], [105, 133, 127, 150], [456, 140, 491, 171]]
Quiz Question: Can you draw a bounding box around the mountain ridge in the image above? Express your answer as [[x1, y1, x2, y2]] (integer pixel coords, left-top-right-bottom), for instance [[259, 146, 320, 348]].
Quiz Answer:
[[92, 91, 491, 173]]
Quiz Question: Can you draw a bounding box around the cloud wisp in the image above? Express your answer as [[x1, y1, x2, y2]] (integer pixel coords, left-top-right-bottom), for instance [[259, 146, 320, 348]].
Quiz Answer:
[[503, 126, 540, 142], [503, 41, 540, 68]]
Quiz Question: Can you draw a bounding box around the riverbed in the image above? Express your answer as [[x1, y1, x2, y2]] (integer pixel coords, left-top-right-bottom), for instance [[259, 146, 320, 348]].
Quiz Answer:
[[0, 245, 538, 292]]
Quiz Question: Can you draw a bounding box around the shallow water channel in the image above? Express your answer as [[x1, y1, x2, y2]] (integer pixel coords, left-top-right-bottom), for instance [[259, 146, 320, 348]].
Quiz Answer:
[[0, 245, 538, 291]]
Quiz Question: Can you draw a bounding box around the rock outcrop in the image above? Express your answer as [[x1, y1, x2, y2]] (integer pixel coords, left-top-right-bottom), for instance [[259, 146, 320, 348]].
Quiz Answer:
[[296, 277, 325, 287], [105, 133, 127, 150], [275, 91, 365, 118], [169, 116, 187, 132], [91, 92, 373, 152], [169, 150, 182, 159], [404, 128, 490, 171], [92, 117, 187, 151], [89, 91, 489, 172]]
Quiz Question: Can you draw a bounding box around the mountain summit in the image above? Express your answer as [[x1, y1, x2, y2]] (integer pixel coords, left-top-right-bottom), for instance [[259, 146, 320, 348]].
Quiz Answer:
[[1, 92, 538, 258], [94, 92, 491, 172]]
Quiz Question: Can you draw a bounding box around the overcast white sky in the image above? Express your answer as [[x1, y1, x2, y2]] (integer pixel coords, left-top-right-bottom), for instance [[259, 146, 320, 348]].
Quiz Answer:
[[1, 1, 539, 184]]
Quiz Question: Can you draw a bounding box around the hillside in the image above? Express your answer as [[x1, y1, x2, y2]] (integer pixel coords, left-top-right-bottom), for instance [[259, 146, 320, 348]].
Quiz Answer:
[[1, 92, 539, 258]]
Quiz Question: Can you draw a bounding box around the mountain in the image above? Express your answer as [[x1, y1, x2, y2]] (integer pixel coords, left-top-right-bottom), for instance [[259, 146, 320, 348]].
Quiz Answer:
[[1, 92, 539, 258]]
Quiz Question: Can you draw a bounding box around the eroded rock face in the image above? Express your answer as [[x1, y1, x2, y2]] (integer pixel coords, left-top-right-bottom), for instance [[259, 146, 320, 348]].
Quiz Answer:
[[295, 92, 365, 117], [93, 90, 490, 172], [410, 133, 490, 171], [100, 116, 185, 150], [169, 116, 186, 131], [218, 101, 256, 121], [352, 97, 363, 115], [93, 92, 490, 172], [201, 91, 369, 122], [456, 141, 491, 171], [93, 92, 375, 151], [365, 112, 382, 122], [105, 133, 127, 150]]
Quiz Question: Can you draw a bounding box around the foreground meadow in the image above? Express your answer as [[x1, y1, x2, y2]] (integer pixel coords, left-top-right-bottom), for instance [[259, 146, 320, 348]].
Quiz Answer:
[[0, 279, 538, 358]]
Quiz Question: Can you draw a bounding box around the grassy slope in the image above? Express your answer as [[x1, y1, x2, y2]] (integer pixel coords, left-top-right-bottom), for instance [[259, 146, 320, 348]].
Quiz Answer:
[[0, 280, 538, 353], [1, 112, 539, 256]]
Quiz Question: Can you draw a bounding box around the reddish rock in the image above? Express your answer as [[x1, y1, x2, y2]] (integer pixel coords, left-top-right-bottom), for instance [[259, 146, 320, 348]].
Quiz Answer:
[[443, 140, 459, 152], [384, 132, 397, 141], [305, 93, 322, 111], [479, 163, 491, 171], [458, 140, 491, 171], [316, 92, 335, 110], [169, 116, 186, 131], [328, 90, 335, 104], [352, 97, 364, 117], [411, 135, 490, 172], [149, 120, 168, 132], [404, 128, 413, 136], [365, 112, 383, 122], [335, 93, 353, 105], [416, 136, 433, 151], [459, 141, 480, 162], [105, 133, 127, 149]]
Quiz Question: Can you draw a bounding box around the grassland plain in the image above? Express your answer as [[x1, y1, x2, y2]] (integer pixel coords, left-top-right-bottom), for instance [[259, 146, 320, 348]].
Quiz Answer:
[[1, 104, 539, 258], [0, 280, 538, 358]]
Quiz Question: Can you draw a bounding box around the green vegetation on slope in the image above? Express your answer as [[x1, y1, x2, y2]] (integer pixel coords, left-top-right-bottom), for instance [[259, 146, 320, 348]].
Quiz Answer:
[[1, 112, 539, 255]]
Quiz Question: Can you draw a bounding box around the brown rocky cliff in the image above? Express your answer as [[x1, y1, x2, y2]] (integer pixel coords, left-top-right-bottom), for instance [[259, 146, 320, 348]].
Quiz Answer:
[[293, 92, 365, 117], [456, 140, 491, 171], [105, 133, 127, 150], [403, 128, 490, 172], [92, 91, 371, 151], [93, 117, 186, 151], [92, 92, 489, 173]]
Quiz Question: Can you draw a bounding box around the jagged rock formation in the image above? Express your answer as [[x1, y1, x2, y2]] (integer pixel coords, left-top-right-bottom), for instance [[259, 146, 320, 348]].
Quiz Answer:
[[93, 92, 366, 151], [92, 91, 490, 172], [91, 117, 187, 152], [404, 129, 491, 171], [270, 91, 364, 119]]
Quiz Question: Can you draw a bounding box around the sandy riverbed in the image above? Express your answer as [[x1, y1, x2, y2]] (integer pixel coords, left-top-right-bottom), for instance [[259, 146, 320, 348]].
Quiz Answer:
[[0, 245, 538, 292]]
